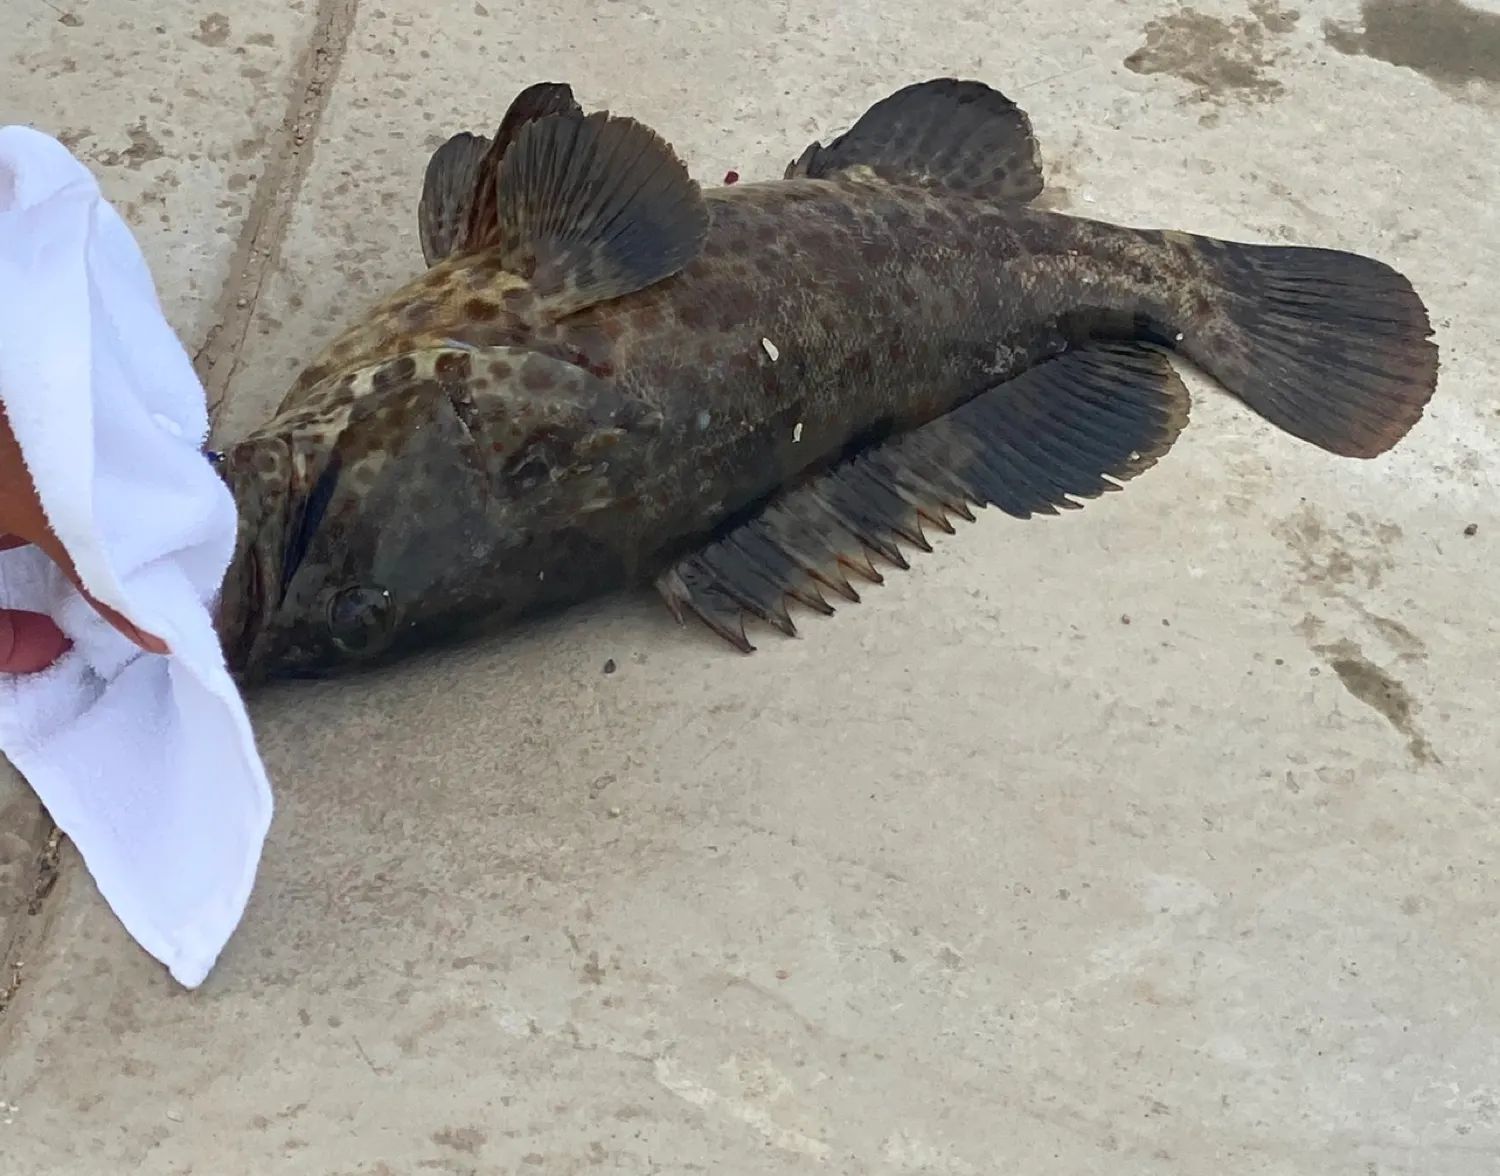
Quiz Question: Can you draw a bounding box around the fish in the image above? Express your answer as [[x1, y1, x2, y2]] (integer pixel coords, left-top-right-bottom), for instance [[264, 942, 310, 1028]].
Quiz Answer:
[[211, 76, 1440, 686], [414, 80, 584, 266]]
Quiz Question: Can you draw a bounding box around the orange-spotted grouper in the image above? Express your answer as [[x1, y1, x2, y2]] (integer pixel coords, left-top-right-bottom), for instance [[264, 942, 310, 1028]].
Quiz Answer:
[[210, 78, 1440, 684]]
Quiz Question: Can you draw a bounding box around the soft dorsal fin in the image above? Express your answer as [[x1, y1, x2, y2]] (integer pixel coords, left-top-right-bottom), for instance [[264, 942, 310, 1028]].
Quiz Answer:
[[785, 77, 1046, 204], [471, 108, 709, 320], [417, 82, 582, 266]]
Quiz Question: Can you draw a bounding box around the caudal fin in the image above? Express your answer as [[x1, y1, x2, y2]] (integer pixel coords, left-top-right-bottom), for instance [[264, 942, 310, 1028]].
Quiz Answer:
[[1182, 241, 1439, 458]]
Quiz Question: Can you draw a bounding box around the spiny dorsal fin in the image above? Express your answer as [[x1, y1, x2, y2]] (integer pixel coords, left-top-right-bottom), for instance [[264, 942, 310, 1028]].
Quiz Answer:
[[459, 82, 584, 261], [477, 108, 709, 320], [785, 78, 1046, 204], [418, 132, 489, 265], [417, 82, 583, 266]]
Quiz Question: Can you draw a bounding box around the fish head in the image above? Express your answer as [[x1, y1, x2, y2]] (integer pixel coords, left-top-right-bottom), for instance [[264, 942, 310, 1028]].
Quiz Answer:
[[216, 354, 500, 684], [213, 434, 295, 681], [218, 332, 665, 684]]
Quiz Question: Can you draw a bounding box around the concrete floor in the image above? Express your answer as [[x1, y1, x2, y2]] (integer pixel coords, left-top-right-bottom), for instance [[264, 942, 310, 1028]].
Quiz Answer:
[[3, 0, 1499, 1171]]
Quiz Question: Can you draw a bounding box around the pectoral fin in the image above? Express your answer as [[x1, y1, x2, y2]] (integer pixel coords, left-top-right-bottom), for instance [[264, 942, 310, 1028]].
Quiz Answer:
[[656, 342, 1192, 652]]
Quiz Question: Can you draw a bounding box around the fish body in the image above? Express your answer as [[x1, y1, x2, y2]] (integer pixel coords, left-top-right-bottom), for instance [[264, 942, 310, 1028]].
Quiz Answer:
[[214, 79, 1438, 684]]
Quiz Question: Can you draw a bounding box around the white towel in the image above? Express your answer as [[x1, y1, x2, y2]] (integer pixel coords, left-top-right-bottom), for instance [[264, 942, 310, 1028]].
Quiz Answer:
[[0, 125, 272, 989]]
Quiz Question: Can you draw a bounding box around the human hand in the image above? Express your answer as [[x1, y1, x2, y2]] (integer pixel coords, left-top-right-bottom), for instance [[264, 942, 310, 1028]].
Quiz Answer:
[[0, 404, 168, 674]]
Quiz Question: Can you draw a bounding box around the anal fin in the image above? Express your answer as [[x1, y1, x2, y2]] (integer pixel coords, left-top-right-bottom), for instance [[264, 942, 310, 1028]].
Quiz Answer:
[[656, 342, 1191, 652], [786, 77, 1046, 204]]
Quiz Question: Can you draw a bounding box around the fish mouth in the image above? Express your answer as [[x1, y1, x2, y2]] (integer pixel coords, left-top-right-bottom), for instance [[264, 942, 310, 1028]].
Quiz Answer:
[[210, 441, 290, 685], [218, 540, 267, 681]]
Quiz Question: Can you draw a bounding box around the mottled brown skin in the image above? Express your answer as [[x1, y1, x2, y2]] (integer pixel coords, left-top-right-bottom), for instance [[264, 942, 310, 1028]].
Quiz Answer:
[[216, 174, 1222, 682], [213, 83, 1437, 684]]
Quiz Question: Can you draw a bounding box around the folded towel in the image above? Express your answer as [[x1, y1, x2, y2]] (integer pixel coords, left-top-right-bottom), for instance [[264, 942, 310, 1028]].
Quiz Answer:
[[0, 125, 273, 988]]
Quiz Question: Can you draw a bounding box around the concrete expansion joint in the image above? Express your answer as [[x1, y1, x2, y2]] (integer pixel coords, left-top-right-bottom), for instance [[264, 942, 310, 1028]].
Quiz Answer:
[[198, 0, 359, 445]]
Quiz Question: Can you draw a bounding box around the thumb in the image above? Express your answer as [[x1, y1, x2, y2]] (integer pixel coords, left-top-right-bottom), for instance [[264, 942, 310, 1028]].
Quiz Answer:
[[16, 530, 170, 656], [0, 608, 73, 674]]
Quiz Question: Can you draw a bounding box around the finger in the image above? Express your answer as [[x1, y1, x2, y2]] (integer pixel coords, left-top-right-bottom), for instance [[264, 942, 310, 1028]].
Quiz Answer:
[[12, 529, 169, 656], [0, 609, 73, 674], [0, 411, 167, 653]]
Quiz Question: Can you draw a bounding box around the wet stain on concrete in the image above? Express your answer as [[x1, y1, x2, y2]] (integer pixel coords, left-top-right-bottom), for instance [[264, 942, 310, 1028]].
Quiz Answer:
[[55, 126, 92, 151], [1250, 0, 1302, 32], [1277, 505, 1400, 592], [93, 121, 165, 170], [1324, 0, 1500, 90], [1361, 610, 1427, 662], [1033, 177, 1075, 212], [431, 1126, 486, 1153], [193, 13, 231, 48], [1282, 512, 1435, 765], [1315, 637, 1438, 763], [1032, 134, 1093, 211], [1125, 0, 1302, 108]]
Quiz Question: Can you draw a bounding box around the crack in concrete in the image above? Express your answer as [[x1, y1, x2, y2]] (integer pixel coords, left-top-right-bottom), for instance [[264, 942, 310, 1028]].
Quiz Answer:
[[0, 827, 63, 1033], [1, 0, 359, 1028], [197, 0, 360, 444]]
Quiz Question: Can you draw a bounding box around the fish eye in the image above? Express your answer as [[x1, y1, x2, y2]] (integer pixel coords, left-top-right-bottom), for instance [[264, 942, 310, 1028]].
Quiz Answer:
[[326, 585, 394, 655]]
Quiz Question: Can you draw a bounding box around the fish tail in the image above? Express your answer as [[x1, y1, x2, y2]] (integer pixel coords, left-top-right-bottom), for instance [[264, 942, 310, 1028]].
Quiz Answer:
[[1176, 239, 1440, 458]]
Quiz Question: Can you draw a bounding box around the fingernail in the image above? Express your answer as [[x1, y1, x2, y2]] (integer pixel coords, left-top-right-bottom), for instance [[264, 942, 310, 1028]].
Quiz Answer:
[[0, 611, 73, 675]]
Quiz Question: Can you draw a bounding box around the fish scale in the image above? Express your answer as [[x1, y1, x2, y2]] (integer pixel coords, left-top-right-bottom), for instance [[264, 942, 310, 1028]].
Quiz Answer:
[[211, 77, 1439, 684]]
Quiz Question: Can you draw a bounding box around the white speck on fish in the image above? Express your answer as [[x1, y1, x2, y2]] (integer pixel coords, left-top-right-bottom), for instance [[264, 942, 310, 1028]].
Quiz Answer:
[[793, 422, 803, 443], [697, 410, 711, 430], [761, 337, 780, 362]]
